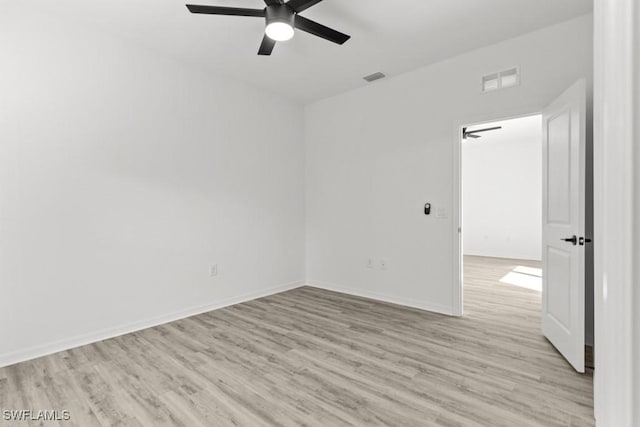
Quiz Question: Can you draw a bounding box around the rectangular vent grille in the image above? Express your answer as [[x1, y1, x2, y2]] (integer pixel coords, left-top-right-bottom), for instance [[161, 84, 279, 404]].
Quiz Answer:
[[482, 67, 520, 92], [363, 72, 386, 82]]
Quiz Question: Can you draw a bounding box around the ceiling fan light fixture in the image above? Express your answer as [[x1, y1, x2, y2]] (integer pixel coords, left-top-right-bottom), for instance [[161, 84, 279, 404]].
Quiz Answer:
[[186, 1, 351, 56], [265, 5, 295, 42], [266, 22, 294, 41]]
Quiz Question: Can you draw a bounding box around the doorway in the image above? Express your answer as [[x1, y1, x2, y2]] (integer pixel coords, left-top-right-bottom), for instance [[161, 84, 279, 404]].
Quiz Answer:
[[452, 80, 594, 374], [461, 114, 543, 299], [460, 115, 545, 338]]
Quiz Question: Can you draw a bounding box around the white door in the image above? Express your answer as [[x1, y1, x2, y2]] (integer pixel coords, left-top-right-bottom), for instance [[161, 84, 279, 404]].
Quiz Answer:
[[541, 79, 587, 373]]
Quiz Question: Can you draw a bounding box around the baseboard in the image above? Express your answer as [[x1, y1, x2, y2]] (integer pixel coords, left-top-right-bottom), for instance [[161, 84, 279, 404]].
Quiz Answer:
[[463, 253, 542, 262], [0, 281, 304, 368], [306, 281, 454, 316]]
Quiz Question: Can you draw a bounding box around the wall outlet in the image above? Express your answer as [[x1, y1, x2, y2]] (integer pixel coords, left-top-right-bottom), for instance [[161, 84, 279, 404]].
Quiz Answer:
[[380, 259, 388, 270], [367, 258, 374, 269], [210, 264, 218, 277]]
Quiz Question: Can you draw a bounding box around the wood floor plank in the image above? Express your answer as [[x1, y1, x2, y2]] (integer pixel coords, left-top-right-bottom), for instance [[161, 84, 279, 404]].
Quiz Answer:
[[0, 255, 594, 426]]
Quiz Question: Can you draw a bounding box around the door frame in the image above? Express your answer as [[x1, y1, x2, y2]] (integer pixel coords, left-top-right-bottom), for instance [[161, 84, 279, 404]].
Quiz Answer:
[[593, 0, 639, 423], [451, 110, 543, 317]]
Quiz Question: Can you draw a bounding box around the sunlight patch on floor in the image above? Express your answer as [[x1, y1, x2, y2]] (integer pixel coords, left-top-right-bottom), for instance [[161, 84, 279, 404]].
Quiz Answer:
[[500, 265, 542, 292]]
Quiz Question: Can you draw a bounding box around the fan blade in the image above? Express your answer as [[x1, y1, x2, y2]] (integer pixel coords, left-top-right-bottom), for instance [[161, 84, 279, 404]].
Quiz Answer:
[[294, 15, 350, 45], [264, 0, 284, 5], [258, 35, 276, 56], [286, 0, 323, 13], [466, 126, 502, 135], [186, 5, 265, 17], [465, 134, 481, 139]]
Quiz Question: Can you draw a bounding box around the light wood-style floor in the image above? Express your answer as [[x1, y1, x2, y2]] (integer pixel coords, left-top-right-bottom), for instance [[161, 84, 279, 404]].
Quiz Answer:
[[0, 256, 594, 426]]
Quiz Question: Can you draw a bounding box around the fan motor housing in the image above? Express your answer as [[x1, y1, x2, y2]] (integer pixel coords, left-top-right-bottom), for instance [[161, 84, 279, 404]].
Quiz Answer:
[[265, 4, 295, 27]]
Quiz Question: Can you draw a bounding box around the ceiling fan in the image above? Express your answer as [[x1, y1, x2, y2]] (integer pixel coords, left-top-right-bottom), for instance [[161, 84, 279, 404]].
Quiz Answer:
[[186, 0, 351, 56], [463, 126, 502, 139]]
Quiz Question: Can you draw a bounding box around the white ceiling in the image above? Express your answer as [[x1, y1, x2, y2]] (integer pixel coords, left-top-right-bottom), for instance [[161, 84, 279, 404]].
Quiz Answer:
[[464, 115, 542, 145], [18, 0, 592, 103]]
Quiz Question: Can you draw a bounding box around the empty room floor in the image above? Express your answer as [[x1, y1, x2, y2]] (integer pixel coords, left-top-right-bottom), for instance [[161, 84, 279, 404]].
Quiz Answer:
[[0, 258, 593, 426]]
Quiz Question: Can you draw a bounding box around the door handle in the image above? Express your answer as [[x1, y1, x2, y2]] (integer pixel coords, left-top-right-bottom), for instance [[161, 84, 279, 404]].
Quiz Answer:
[[579, 237, 592, 246], [561, 235, 578, 245]]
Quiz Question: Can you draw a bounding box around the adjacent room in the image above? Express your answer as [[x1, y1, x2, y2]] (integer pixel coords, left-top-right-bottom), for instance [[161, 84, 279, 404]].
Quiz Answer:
[[1, 0, 639, 426], [462, 115, 543, 291]]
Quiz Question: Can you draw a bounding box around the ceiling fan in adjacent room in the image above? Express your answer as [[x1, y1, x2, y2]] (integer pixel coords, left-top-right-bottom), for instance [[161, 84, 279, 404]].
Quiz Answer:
[[462, 126, 503, 140], [186, 0, 351, 56]]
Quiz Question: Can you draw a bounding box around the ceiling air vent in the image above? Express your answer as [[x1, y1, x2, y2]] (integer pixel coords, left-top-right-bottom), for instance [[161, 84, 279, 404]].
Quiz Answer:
[[363, 72, 386, 83]]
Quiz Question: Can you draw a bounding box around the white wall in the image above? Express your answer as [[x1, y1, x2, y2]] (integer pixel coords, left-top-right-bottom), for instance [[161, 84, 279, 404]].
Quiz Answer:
[[462, 116, 542, 261], [0, 10, 305, 366], [593, 0, 640, 425], [305, 15, 593, 314]]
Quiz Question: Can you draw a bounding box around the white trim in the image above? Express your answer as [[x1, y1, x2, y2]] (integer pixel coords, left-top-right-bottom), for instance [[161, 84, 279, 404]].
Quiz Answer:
[[307, 281, 454, 316], [452, 122, 463, 317], [593, 0, 639, 424], [0, 281, 304, 368]]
